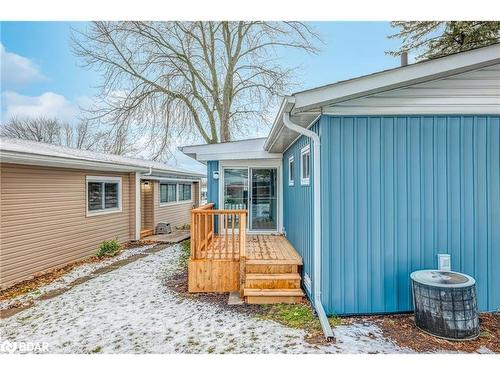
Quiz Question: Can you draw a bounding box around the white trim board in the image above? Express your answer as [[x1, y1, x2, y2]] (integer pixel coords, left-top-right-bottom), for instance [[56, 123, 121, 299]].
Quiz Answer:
[[180, 138, 282, 162]]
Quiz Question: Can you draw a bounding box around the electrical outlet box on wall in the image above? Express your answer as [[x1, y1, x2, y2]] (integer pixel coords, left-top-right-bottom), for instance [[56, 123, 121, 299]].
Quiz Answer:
[[437, 254, 451, 271]]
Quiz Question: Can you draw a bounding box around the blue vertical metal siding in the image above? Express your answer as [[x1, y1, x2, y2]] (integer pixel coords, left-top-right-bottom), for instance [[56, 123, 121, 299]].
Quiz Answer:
[[282, 123, 319, 293], [207, 161, 219, 232], [207, 160, 219, 208], [320, 115, 500, 315]]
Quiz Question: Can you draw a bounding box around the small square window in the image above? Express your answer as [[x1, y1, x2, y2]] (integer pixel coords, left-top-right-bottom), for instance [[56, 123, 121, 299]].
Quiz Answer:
[[86, 176, 122, 215], [288, 156, 295, 186], [300, 145, 310, 185]]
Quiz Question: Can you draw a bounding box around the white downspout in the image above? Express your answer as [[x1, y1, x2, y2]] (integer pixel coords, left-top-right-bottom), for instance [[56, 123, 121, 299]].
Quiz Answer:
[[283, 111, 334, 341]]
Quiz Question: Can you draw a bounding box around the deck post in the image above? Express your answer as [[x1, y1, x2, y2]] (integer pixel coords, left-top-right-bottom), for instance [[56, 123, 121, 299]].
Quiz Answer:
[[190, 211, 196, 259], [239, 212, 247, 298]]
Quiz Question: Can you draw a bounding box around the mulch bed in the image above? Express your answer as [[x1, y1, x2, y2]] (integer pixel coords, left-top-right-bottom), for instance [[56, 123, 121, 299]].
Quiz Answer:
[[344, 313, 500, 353], [163, 268, 266, 317]]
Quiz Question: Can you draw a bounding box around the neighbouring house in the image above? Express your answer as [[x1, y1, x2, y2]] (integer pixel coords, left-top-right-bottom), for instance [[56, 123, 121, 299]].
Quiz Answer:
[[0, 137, 204, 290], [181, 43, 500, 330]]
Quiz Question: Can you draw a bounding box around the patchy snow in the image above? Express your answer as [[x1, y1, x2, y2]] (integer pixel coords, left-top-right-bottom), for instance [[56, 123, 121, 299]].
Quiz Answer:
[[1, 244, 410, 354], [0, 244, 156, 311]]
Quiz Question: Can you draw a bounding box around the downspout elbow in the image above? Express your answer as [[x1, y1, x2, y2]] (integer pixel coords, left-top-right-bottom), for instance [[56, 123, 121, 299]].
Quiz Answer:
[[283, 112, 320, 145]]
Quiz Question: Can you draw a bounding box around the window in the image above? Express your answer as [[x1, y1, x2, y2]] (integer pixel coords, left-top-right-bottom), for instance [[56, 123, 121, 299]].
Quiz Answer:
[[159, 182, 192, 205], [300, 145, 310, 185], [178, 184, 192, 201], [288, 156, 295, 186], [86, 176, 121, 215], [160, 183, 177, 204]]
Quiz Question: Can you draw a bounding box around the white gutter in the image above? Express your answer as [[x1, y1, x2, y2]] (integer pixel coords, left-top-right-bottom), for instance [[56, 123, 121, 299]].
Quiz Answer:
[[142, 176, 201, 183], [283, 107, 334, 341]]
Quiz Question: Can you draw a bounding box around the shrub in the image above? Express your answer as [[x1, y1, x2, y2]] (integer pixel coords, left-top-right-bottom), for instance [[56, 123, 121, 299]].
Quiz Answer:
[[96, 239, 121, 258]]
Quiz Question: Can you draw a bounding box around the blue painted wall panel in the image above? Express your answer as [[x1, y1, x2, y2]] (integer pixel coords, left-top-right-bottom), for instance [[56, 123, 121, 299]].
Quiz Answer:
[[207, 160, 219, 208], [282, 123, 319, 294], [320, 115, 500, 315], [207, 161, 219, 232]]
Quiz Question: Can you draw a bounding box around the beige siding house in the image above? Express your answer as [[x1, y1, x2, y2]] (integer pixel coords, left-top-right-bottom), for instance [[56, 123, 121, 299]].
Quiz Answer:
[[0, 137, 204, 290]]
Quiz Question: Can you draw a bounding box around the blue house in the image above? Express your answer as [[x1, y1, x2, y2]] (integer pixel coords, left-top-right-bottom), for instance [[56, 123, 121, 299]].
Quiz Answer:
[[181, 44, 500, 330]]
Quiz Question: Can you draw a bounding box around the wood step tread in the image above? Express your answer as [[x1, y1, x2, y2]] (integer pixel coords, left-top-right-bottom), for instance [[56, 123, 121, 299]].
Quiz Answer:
[[245, 273, 301, 280], [140, 229, 154, 238], [243, 288, 304, 297], [245, 259, 303, 265]]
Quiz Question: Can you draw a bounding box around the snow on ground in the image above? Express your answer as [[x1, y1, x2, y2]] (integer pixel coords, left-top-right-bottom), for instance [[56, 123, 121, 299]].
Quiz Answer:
[[0, 244, 156, 311], [0, 244, 409, 354]]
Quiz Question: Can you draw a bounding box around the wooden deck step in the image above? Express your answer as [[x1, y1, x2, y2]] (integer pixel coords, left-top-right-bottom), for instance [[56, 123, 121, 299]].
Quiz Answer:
[[245, 273, 301, 289], [244, 288, 304, 297], [140, 229, 154, 238], [244, 288, 304, 304], [245, 258, 302, 265], [245, 264, 299, 274]]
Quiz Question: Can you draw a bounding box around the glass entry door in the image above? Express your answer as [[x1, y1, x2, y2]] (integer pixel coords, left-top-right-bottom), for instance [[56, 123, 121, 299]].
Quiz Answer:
[[223, 168, 248, 211], [222, 167, 278, 231], [250, 168, 277, 231]]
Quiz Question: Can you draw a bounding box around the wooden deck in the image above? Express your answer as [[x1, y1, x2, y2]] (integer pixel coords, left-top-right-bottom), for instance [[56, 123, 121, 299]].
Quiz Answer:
[[188, 204, 304, 304], [197, 234, 303, 264]]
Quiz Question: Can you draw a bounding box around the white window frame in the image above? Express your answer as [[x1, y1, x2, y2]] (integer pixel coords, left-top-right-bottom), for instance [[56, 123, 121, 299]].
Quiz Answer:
[[288, 155, 295, 186], [159, 182, 193, 207], [86, 176, 122, 217], [300, 144, 311, 186]]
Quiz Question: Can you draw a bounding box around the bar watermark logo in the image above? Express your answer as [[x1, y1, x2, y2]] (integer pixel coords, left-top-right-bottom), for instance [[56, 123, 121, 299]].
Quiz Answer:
[[0, 336, 49, 354]]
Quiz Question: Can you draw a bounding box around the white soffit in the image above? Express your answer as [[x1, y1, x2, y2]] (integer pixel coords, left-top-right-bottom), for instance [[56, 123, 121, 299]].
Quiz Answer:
[[180, 138, 282, 162], [292, 43, 500, 112]]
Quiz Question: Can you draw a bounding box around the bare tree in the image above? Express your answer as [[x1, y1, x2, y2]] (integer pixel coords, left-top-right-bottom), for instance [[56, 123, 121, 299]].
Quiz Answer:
[[1, 117, 61, 144], [72, 21, 321, 156], [1, 116, 100, 151], [61, 120, 103, 150]]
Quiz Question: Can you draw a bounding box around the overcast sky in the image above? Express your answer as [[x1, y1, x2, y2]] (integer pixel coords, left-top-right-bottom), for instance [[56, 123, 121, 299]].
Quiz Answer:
[[0, 21, 404, 172]]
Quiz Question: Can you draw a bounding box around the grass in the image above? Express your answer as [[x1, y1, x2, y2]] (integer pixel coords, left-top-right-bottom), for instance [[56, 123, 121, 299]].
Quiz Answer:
[[257, 302, 341, 336], [178, 240, 190, 269]]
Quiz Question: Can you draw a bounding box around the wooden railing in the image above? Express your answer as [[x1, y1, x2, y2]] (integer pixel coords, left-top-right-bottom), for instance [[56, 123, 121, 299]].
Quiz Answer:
[[190, 203, 247, 261]]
